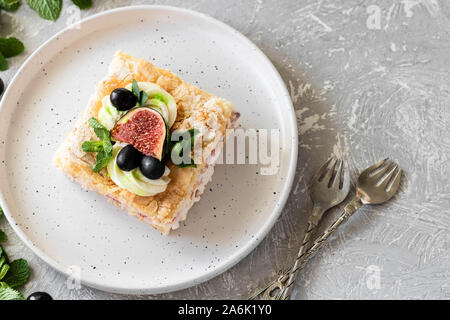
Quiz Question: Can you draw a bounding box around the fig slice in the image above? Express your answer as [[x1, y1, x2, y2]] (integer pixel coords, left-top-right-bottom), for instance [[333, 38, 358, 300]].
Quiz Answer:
[[111, 107, 166, 160]]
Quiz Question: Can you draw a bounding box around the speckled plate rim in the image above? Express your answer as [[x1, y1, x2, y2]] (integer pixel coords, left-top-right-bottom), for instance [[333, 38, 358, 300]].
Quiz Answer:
[[0, 5, 298, 295]]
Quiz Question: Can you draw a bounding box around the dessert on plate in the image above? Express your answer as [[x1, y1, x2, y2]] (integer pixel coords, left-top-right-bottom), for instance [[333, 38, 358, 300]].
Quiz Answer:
[[54, 51, 239, 234]]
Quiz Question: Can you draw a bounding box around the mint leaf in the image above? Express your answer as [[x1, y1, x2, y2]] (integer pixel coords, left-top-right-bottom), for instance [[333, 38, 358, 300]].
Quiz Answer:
[[0, 286, 25, 300], [139, 90, 148, 106], [0, 256, 5, 269], [102, 135, 113, 155], [3, 259, 29, 288], [93, 127, 108, 142], [71, 0, 91, 9], [0, 230, 6, 243], [164, 123, 170, 156], [82, 140, 103, 153], [92, 128, 112, 155], [0, 246, 9, 263], [0, 52, 8, 71], [131, 79, 140, 100], [92, 149, 110, 173], [0, 37, 25, 58], [0, 263, 10, 280], [84, 118, 113, 173], [89, 118, 112, 154], [26, 0, 62, 21], [0, 206, 3, 218], [0, 0, 21, 11], [88, 117, 106, 130]]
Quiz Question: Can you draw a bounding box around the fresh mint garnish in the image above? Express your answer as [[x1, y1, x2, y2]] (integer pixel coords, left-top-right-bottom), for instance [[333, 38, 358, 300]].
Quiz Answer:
[[131, 79, 140, 100], [0, 37, 24, 58], [0, 262, 9, 279], [0, 208, 31, 300], [89, 118, 113, 155], [92, 149, 111, 173], [83, 117, 114, 173], [71, 0, 92, 9], [88, 117, 106, 130], [0, 230, 6, 243], [1, 1, 91, 70], [0, 0, 21, 11], [3, 259, 30, 288], [26, 0, 62, 21], [139, 90, 148, 106], [163, 122, 170, 156], [0, 245, 9, 262], [81, 140, 103, 152], [132, 79, 148, 106], [0, 37, 24, 71], [0, 286, 24, 300]]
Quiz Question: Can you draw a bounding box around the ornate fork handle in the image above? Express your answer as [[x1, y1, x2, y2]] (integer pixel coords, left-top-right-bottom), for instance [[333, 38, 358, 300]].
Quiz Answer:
[[279, 198, 362, 299], [249, 198, 363, 300], [249, 220, 317, 300], [278, 221, 318, 299]]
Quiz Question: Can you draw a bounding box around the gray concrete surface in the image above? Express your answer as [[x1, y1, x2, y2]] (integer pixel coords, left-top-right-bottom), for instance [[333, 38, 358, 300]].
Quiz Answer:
[[1, 0, 450, 299]]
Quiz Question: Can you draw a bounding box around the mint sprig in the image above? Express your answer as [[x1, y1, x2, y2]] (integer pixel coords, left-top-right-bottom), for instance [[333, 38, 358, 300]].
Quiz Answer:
[[131, 79, 140, 100], [81, 140, 102, 152], [3, 259, 30, 288], [71, 0, 92, 9], [0, 37, 24, 71], [0, 0, 21, 11], [0, 262, 9, 279], [0, 209, 30, 300], [82, 117, 114, 173], [0, 230, 6, 243], [0, 245, 8, 262], [131, 79, 149, 106], [1, 0, 91, 71], [0, 286, 24, 300], [139, 90, 148, 106], [0, 37, 24, 58], [26, 0, 62, 21]]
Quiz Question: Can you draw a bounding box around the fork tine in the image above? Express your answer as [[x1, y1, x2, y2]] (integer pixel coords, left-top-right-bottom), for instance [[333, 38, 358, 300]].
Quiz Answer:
[[313, 156, 335, 182], [330, 159, 343, 188], [370, 160, 394, 181], [387, 168, 402, 192], [361, 158, 389, 177], [322, 157, 338, 184], [339, 161, 350, 191], [377, 163, 399, 189]]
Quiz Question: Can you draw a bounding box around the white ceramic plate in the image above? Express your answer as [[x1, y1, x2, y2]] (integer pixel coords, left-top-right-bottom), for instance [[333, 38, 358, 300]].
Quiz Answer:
[[0, 5, 297, 294]]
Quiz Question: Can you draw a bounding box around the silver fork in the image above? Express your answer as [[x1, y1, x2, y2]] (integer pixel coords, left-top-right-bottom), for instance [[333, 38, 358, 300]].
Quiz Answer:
[[249, 156, 351, 299], [277, 158, 403, 299]]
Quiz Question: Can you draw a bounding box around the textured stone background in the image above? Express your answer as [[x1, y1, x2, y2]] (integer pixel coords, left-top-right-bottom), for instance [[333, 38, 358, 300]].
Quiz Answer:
[[1, 0, 450, 300]]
